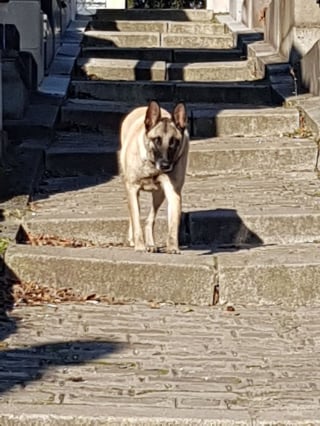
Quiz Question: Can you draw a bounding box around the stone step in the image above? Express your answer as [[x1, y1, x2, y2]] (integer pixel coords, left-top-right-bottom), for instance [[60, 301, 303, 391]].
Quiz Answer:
[[5, 242, 320, 306], [76, 57, 254, 82], [93, 8, 215, 22], [59, 100, 299, 138], [4, 103, 58, 139], [167, 60, 254, 82], [192, 105, 300, 137], [44, 132, 315, 177], [26, 167, 319, 247], [77, 58, 167, 81], [88, 20, 227, 35], [6, 244, 216, 305], [70, 80, 273, 104], [80, 46, 245, 62], [83, 30, 234, 49]]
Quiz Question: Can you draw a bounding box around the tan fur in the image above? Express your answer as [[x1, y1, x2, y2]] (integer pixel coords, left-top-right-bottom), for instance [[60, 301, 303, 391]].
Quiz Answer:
[[120, 101, 189, 253]]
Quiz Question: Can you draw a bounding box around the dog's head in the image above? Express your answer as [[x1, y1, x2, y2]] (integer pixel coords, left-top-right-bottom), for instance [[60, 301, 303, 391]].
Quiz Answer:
[[144, 100, 187, 173]]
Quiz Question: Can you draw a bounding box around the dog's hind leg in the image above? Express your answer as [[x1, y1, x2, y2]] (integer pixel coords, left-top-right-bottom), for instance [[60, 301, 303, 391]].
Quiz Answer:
[[145, 188, 165, 252]]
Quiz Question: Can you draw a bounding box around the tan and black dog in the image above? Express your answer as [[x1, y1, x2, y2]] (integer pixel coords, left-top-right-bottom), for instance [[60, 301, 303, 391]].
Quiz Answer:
[[119, 100, 189, 254]]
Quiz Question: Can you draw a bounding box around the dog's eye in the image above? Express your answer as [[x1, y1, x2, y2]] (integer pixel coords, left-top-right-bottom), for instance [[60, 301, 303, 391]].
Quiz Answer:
[[153, 137, 162, 147], [169, 138, 178, 148]]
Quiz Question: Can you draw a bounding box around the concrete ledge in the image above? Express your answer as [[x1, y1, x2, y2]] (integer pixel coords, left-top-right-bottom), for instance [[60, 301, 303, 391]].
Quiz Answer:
[[192, 106, 299, 137], [167, 60, 254, 82], [297, 96, 320, 141], [301, 40, 320, 97], [167, 22, 226, 35], [77, 58, 167, 81], [89, 20, 168, 33], [218, 243, 320, 306], [5, 245, 216, 306], [84, 31, 161, 48], [161, 33, 233, 49]]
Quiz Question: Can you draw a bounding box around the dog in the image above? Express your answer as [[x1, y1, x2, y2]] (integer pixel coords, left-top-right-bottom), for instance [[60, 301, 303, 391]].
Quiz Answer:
[[119, 100, 189, 254]]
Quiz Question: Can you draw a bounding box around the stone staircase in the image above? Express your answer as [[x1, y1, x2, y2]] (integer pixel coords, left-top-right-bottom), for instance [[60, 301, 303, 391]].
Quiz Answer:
[[5, 8, 320, 307]]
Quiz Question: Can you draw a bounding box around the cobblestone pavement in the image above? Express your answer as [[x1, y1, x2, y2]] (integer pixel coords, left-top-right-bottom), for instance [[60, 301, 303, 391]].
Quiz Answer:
[[0, 302, 320, 424]]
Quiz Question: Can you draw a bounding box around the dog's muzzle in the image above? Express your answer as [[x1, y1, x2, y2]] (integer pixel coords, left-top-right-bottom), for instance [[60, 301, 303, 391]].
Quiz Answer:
[[157, 160, 173, 173]]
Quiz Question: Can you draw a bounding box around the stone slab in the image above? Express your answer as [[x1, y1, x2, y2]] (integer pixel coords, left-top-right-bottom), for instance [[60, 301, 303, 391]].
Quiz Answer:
[[217, 243, 320, 306], [38, 75, 71, 97], [5, 240, 320, 307], [297, 96, 320, 139], [77, 58, 253, 82], [83, 31, 161, 48], [161, 34, 233, 49], [167, 60, 254, 82], [49, 57, 76, 76], [88, 20, 168, 33], [77, 58, 167, 81], [167, 22, 226, 35], [192, 106, 300, 137], [5, 245, 216, 306]]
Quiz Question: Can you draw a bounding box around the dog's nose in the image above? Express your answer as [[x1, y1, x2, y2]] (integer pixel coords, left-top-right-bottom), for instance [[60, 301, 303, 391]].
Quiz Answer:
[[159, 160, 171, 171]]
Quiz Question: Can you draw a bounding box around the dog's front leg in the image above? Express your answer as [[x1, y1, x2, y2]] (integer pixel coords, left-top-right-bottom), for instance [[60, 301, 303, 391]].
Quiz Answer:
[[145, 188, 165, 252], [126, 184, 145, 251], [160, 178, 181, 254]]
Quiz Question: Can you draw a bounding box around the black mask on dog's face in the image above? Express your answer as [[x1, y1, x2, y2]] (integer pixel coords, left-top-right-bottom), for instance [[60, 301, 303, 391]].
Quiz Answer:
[[144, 101, 187, 173]]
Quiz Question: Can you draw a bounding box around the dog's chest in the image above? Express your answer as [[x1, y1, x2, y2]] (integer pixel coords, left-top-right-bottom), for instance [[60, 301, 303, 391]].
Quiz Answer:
[[140, 176, 161, 191]]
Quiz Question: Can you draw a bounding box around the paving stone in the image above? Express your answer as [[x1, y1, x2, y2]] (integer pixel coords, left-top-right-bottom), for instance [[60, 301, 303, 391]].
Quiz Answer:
[[0, 303, 320, 424]]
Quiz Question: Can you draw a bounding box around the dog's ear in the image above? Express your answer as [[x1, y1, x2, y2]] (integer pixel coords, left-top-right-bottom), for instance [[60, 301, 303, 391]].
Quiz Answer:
[[172, 102, 187, 131], [145, 101, 161, 132]]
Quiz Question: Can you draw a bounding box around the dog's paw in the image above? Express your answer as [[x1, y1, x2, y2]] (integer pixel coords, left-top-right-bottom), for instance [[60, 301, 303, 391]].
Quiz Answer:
[[134, 244, 147, 253], [166, 247, 181, 255], [146, 245, 159, 253]]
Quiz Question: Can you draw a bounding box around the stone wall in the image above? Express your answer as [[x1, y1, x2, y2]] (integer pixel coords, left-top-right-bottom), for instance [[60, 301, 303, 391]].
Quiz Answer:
[[301, 40, 320, 96], [264, 0, 320, 95], [0, 52, 8, 166], [0, 0, 44, 85], [265, 0, 320, 59]]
